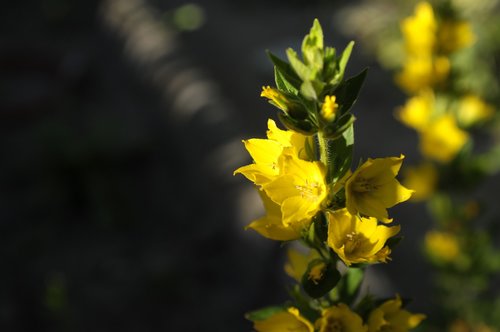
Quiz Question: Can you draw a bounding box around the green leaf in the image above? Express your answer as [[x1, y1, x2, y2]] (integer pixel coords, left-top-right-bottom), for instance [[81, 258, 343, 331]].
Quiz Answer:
[[324, 123, 354, 183], [334, 68, 368, 115], [302, 260, 341, 299], [287, 48, 313, 82], [334, 41, 354, 83], [301, 19, 324, 71], [274, 66, 299, 95], [278, 112, 317, 135], [245, 306, 286, 322], [323, 46, 337, 82], [300, 81, 318, 100], [338, 268, 364, 305], [267, 51, 302, 88]]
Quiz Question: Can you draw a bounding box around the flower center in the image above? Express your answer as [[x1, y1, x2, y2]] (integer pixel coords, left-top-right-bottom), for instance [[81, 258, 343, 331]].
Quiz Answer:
[[344, 232, 363, 255], [296, 180, 323, 201], [321, 317, 343, 332], [352, 177, 378, 192]]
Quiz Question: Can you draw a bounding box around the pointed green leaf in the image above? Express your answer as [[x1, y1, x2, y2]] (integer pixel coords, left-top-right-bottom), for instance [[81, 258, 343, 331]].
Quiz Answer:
[[287, 48, 313, 82], [275, 66, 299, 95], [334, 68, 368, 115], [324, 123, 354, 183], [323, 46, 337, 82], [334, 41, 355, 83], [267, 51, 302, 88], [278, 112, 317, 135], [338, 268, 364, 305]]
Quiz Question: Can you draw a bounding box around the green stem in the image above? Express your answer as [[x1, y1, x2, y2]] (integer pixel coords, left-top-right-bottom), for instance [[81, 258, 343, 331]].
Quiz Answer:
[[317, 131, 330, 168]]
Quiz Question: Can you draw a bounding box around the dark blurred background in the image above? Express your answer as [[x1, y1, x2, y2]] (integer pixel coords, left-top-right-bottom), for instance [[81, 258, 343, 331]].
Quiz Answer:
[[2, 0, 497, 331]]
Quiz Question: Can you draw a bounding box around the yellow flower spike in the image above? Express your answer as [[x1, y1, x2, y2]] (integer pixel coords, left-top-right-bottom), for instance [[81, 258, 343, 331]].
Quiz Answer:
[[253, 307, 314, 332], [263, 151, 327, 225], [284, 248, 320, 282], [261, 86, 289, 112], [438, 20, 475, 54], [367, 294, 426, 332], [321, 95, 339, 122], [327, 209, 400, 266], [396, 90, 434, 131], [246, 191, 310, 241], [457, 95, 495, 127], [315, 304, 368, 332], [403, 162, 438, 202], [425, 231, 460, 263], [419, 115, 469, 163], [401, 2, 437, 57], [345, 155, 414, 222]]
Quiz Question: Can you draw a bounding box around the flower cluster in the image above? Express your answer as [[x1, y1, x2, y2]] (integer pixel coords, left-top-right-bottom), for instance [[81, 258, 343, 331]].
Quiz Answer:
[[235, 19, 424, 332]]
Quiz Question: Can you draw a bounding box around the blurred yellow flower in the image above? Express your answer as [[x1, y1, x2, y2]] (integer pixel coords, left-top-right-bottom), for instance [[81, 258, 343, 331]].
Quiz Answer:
[[234, 119, 307, 186], [419, 115, 469, 163], [246, 191, 309, 241], [438, 20, 475, 54], [253, 307, 314, 332], [315, 304, 367, 332], [284, 247, 320, 281], [396, 56, 450, 93], [403, 162, 438, 201], [263, 151, 327, 225], [425, 231, 460, 262], [367, 294, 426, 332], [321, 95, 339, 122], [345, 155, 413, 222], [457, 95, 495, 127], [396, 90, 434, 130], [327, 209, 400, 266], [401, 2, 436, 56]]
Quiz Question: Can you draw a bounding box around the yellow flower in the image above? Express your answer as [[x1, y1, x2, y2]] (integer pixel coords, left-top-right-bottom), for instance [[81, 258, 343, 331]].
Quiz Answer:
[[457, 95, 495, 127], [403, 163, 438, 202], [401, 2, 436, 57], [315, 304, 368, 332], [345, 155, 413, 222], [438, 20, 475, 54], [261, 86, 289, 112], [396, 90, 434, 131], [327, 209, 400, 266], [321, 95, 339, 122], [246, 191, 310, 241], [396, 56, 450, 93], [263, 151, 327, 225], [284, 247, 320, 282], [367, 295, 426, 332], [253, 307, 314, 332], [234, 119, 307, 185], [425, 231, 460, 263], [419, 115, 469, 163]]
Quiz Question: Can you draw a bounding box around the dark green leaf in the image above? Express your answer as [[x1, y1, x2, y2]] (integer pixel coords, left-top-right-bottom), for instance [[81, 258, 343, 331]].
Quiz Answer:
[[275, 66, 299, 95], [267, 51, 302, 88], [278, 112, 317, 135], [324, 123, 354, 183], [338, 268, 364, 305], [335, 68, 368, 116]]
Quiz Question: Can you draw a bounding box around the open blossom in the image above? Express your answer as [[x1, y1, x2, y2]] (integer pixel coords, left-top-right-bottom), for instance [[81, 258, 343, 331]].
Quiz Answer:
[[400, 1, 436, 56], [457, 95, 495, 127], [246, 191, 310, 241], [367, 295, 426, 332], [284, 247, 320, 282], [419, 115, 468, 163], [396, 55, 450, 93], [327, 209, 400, 266], [263, 151, 327, 225], [345, 155, 413, 222], [253, 307, 314, 332], [234, 119, 307, 186], [315, 304, 367, 332]]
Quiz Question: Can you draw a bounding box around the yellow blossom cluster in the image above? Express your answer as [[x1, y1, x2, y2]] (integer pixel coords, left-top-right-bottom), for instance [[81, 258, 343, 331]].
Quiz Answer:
[[236, 120, 413, 266], [253, 299, 425, 332]]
